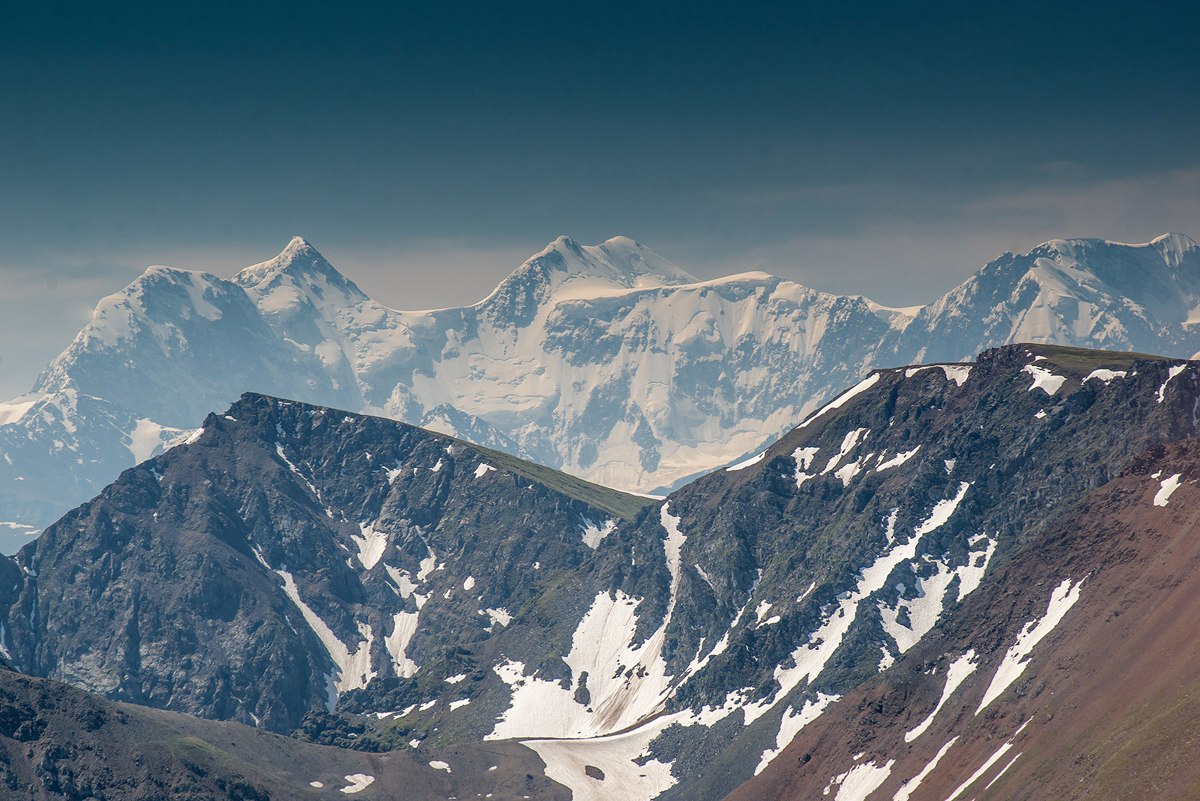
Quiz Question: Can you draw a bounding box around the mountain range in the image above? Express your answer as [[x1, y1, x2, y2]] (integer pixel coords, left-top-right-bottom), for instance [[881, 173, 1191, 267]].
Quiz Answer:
[[1, 233, 1199, 552], [2, 341, 1199, 799]]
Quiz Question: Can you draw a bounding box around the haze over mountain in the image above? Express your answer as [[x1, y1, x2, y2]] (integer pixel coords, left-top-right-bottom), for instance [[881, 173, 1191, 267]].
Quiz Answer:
[[3, 343, 1199, 800], [0, 233, 1198, 551]]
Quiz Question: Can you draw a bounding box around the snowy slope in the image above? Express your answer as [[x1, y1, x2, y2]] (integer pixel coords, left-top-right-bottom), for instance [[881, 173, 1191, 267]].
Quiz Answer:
[[1, 232, 1198, 550]]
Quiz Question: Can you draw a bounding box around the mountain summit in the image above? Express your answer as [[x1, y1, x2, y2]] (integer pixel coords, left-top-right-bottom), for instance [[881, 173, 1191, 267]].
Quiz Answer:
[[2, 233, 1200, 548]]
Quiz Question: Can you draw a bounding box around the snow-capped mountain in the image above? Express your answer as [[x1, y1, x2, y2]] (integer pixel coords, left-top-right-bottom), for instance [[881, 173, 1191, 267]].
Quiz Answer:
[[5, 344, 1200, 801], [1, 232, 1198, 551]]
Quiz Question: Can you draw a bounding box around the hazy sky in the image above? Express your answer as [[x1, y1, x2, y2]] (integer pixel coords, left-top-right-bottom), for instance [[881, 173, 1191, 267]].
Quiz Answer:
[[2, 0, 1198, 397]]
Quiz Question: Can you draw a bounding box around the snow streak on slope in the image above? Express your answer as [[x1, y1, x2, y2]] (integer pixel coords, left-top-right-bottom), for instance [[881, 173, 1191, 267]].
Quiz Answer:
[[976, 580, 1085, 713], [489, 503, 687, 740], [893, 737, 958, 801], [743, 480, 973, 761], [904, 651, 978, 742], [276, 570, 376, 702], [754, 693, 839, 775]]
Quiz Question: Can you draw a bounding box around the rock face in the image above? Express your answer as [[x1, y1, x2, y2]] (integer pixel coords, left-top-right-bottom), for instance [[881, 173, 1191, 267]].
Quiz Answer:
[[3, 343, 1200, 801], [1, 393, 648, 734], [2, 233, 1199, 549]]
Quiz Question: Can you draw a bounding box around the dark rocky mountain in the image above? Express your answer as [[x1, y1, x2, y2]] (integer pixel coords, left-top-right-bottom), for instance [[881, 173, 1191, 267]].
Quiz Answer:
[[0, 392, 650, 736], [3, 343, 1200, 800]]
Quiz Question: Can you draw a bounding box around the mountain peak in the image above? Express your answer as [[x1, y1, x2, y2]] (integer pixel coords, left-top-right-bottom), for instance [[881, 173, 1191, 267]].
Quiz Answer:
[[233, 236, 364, 298], [527, 234, 697, 287]]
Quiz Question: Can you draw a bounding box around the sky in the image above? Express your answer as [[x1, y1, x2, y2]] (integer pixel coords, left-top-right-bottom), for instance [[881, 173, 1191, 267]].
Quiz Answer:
[[1, 0, 1198, 397]]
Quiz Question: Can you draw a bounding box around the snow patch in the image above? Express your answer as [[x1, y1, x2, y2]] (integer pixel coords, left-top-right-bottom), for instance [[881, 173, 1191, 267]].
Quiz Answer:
[[1154, 473, 1182, 506], [1022, 364, 1067, 395], [754, 693, 838, 775], [976, 580, 1085, 714], [276, 570, 376, 700], [581, 517, 617, 549], [904, 651, 977, 742], [726, 451, 767, 471], [1084, 368, 1127, 384], [876, 446, 920, 472], [474, 463, 495, 478], [892, 737, 957, 801], [1157, 364, 1187, 403], [825, 759, 895, 801], [796, 373, 881, 431], [384, 611, 420, 678], [351, 523, 388, 570], [338, 774, 375, 794]]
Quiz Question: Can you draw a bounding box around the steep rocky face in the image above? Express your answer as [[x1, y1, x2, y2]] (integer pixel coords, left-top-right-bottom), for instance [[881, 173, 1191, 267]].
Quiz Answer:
[[727, 435, 1200, 801], [1, 393, 651, 735], [5, 344, 1200, 801], [4, 234, 1198, 549]]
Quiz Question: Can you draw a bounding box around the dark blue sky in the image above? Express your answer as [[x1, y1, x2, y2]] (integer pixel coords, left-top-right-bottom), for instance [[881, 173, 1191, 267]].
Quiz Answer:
[[1, 0, 1198, 395]]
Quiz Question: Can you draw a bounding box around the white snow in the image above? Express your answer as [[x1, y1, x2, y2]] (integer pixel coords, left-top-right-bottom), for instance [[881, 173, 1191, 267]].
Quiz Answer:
[[793, 446, 821, 470], [463, 575, 476, 591], [826, 759, 895, 801], [942, 719, 1031, 801], [796, 373, 882, 431], [1154, 473, 1182, 506], [1022, 364, 1067, 395], [754, 693, 838, 775], [474, 463, 495, 478], [338, 774, 375, 794], [351, 523, 388, 570], [876, 446, 920, 472], [976, 579, 1085, 714], [125, 418, 175, 463], [449, 698, 471, 710], [904, 651, 977, 742], [384, 611, 420, 678], [892, 737, 957, 801], [821, 428, 869, 476], [445, 673, 467, 684], [880, 536, 994, 655], [522, 716, 680, 801], [726, 451, 767, 471], [1157, 364, 1187, 403], [276, 570, 376, 698], [484, 607, 512, 629], [385, 565, 418, 599], [429, 760, 452, 773], [581, 517, 617, 549], [0, 395, 41, 426], [489, 503, 688, 741], [984, 751, 1022, 790], [743, 482, 971, 725], [939, 365, 972, 386], [1083, 368, 1127, 384]]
